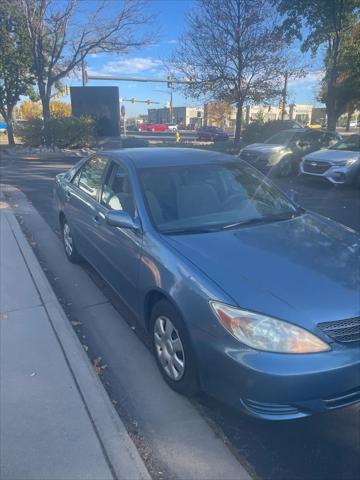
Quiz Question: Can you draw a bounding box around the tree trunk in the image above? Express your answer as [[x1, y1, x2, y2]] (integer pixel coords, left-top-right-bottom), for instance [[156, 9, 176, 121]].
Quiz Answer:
[[234, 101, 243, 142], [345, 109, 353, 132], [326, 86, 338, 132], [41, 93, 52, 146], [4, 107, 15, 146]]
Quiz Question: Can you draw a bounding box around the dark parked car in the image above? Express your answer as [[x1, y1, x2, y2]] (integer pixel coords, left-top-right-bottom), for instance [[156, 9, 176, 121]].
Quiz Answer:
[[54, 148, 360, 420], [239, 128, 341, 177], [197, 126, 229, 142], [300, 135, 360, 187]]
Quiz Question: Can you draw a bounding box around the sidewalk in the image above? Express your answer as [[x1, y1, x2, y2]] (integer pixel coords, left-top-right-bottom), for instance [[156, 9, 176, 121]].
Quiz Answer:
[[0, 196, 150, 480]]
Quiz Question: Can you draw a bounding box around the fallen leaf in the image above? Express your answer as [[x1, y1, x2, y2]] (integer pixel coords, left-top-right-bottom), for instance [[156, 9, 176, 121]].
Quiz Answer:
[[30, 372, 36, 377], [71, 321, 83, 327], [82, 344, 88, 351]]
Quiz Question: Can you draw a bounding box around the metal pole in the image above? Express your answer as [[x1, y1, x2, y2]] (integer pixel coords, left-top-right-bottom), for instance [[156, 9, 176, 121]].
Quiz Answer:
[[170, 87, 173, 123], [281, 72, 288, 121], [81, 60, 87, 86]]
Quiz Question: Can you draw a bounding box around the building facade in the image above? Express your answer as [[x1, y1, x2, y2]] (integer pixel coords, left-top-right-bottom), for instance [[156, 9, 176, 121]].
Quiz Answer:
[[148, 106, 204, 127]]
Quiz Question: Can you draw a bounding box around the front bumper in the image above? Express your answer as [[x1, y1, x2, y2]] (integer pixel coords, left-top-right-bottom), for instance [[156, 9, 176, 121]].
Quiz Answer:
[[197, 333, 360, 420], [300, 161, 357, 184]]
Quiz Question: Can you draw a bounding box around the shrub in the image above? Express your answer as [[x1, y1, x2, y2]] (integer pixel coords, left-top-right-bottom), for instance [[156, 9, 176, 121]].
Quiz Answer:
[[121, 136, 149, 148], [15, 116, 96, 148], [242, 119, 301, 145]]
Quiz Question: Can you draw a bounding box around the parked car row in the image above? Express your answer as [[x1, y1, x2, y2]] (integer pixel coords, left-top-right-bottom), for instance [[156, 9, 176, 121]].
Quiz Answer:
[[239, 129, 360, 187], [137, 123, 178, 132]]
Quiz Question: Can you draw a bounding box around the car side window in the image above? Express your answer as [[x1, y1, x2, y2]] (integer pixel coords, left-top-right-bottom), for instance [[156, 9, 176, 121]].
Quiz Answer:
[[101, 162, 136, 217], [74, 156, 108, 199], [301, 131, 322, 146]]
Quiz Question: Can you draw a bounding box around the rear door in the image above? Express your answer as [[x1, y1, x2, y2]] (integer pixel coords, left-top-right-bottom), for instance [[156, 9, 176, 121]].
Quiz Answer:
[[64, 154, 109, 262]]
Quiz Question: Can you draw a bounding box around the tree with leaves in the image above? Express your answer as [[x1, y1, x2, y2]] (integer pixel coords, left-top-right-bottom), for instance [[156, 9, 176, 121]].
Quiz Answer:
[[171, 0, 295, 141], [0, 1, 35, 145], [16, 0, 154, 145], [319, 21, 360, 129], [273, 0, 360, 131]]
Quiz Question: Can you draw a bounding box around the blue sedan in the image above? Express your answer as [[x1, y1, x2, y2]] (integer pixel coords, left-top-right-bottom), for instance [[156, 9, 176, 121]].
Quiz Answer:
[[54, 148, 360, 420]]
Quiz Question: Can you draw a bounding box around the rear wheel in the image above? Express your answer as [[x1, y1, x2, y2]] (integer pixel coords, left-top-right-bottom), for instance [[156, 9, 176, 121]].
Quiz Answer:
[[151, 299, 199, 396], [61, 216, 82, 263], [354, 171, 360, 189]]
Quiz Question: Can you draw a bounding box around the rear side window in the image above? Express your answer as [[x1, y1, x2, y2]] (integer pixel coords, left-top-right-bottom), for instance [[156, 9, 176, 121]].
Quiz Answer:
[[74, 156, 108, 199]]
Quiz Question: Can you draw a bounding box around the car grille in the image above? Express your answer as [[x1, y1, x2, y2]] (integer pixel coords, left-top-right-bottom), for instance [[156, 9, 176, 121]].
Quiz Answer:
[[318, 317, 360, 343], [241, 399, 301, 417], [303, 160, 331, 174], [323, 387, 360, 409]]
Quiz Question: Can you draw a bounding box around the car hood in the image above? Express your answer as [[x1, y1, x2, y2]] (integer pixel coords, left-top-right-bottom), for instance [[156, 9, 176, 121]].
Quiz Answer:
[[243, 143, 286, 155], [304, 149, 360, 163], [165, 213, 360, 330]]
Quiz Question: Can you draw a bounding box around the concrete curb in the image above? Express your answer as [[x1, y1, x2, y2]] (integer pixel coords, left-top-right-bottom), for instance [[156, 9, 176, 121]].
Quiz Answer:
[[0, 188, 151, 480]]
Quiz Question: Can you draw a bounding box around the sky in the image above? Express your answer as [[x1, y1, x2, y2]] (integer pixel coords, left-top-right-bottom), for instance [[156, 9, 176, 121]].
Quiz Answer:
[[64, 0, 325, 118]]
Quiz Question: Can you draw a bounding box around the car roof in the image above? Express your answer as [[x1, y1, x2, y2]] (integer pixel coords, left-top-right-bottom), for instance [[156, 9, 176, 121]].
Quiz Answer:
[[103, 148, 237, 169]]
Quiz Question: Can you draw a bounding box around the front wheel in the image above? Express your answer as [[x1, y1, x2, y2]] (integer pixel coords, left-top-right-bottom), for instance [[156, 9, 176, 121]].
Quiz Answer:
[[151, 300, 199, 396], [61, 216, 82, 263]]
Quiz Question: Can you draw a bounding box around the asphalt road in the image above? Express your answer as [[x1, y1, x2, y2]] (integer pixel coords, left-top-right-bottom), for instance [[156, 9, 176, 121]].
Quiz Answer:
[[1, 153, 360, 480]]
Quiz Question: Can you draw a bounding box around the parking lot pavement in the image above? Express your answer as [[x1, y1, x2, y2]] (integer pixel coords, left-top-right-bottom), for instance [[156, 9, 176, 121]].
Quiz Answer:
[[1, 154, 359, 480]]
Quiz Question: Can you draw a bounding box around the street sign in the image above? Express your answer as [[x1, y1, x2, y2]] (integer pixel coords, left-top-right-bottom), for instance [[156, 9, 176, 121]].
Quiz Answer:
[[121, 105, 126, 117]]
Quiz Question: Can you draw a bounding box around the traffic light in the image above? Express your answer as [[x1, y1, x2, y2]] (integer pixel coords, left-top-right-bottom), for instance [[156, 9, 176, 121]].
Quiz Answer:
[[146, 99, 151, 105], [167, 75, 172, 88], [131, 97, 136, 104], [65, 85, 70, 96]]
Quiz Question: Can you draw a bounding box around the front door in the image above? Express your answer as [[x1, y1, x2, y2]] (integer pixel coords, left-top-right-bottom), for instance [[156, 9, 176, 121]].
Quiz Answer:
[[94, 160, 143, 317]]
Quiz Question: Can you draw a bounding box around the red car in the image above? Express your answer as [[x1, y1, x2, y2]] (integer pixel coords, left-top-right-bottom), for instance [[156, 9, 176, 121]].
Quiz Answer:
[[138, 124, 168, 132]]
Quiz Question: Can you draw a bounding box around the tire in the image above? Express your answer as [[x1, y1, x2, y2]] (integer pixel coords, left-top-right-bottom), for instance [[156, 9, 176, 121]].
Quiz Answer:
[[354, 171, 360, 189], [277, 156, 293, 177], [150, 299, 199, 396], [61, 216, 82, 263]]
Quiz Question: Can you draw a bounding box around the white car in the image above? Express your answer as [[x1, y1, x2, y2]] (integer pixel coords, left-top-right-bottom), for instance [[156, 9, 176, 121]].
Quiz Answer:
[[300, 135, 360, 186], [166, 124, 178, 132]]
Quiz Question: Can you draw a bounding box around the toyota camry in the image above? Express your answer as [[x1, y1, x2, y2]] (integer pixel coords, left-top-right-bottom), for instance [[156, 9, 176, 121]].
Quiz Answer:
[[54, 148, 360, 420]]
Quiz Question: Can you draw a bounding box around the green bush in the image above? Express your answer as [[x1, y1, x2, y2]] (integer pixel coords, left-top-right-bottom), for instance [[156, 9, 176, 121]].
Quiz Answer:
[[15, 118, 43, 146], [242, 119, 301, 145], [15, 116, 96, 148], [121, 136, 149, 148]]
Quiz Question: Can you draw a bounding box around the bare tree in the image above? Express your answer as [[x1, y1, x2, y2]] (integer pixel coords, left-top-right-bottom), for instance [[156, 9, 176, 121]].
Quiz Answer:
[[171, 0, 295, 141], [17, 0, 154, 145]]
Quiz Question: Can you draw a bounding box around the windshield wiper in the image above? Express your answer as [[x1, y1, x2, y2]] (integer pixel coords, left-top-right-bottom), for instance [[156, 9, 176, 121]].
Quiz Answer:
[[161, 226, 221, 235], [222, 212, 300, 230]]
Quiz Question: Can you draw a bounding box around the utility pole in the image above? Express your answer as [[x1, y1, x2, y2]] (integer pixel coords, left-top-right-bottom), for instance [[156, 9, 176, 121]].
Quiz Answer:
[[281, 72, 288, 121], [81, 60, 88, 86]]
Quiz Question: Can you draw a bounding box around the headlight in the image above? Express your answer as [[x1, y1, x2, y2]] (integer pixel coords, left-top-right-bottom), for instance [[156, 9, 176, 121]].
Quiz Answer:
[[335, 158, 358, 167], [210, 302, 330, 353]]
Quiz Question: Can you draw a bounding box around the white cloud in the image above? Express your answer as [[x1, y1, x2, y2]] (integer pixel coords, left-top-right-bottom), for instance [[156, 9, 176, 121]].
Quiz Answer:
[[288, 70, 324, 87], [88, 57, 163, 76], [166, 39, 177, 44]]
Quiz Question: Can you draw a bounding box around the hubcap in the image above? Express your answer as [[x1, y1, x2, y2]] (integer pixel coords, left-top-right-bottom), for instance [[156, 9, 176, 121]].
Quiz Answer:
[[154, 316, 185, 381], [63, 222, 73, 256]]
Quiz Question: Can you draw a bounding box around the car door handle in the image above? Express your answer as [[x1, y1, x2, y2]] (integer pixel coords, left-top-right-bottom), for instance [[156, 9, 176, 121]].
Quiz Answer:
[[92, 214, 101, 225]]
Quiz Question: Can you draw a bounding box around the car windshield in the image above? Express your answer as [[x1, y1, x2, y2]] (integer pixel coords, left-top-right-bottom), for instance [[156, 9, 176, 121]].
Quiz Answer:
[[264, 130, 302, 145], [140, 162, 299, 234], [329, 136, 360, 152]]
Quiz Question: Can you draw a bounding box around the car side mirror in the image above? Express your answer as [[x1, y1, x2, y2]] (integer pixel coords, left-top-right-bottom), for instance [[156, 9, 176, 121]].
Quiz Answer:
[[287, 189, 299, 205], [105, 210, 141, 231]]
